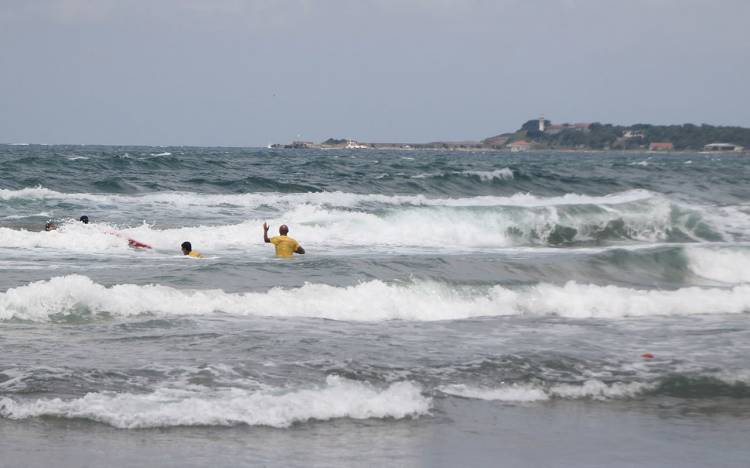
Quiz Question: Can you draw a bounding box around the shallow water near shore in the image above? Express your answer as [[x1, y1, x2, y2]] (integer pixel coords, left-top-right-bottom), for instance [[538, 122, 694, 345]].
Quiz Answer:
[[1, 145, 749, 467]]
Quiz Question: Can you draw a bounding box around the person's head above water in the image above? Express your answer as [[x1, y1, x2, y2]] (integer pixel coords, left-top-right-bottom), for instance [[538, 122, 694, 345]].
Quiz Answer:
[[262, 222, 304, 256], [181, 241, 192, 255], [44, 222, 57, 231], [79, 215, 89, 224]]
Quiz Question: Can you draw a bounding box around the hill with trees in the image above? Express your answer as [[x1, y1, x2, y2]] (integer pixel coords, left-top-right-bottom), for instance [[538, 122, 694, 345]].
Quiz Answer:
[[512, 120, 750, 150]]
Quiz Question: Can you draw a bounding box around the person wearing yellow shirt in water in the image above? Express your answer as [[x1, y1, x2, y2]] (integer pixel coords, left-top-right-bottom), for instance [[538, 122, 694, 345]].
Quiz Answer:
[[263, 223, 305, 257], [181, 241, 204, 258]]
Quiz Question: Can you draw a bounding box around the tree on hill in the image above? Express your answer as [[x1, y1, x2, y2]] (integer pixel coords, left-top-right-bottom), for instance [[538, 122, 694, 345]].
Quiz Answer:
[[512, 120, 750, 150]]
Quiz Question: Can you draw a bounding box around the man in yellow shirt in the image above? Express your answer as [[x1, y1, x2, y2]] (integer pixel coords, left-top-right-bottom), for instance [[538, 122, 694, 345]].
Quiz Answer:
[[181, 241, 204, 258], [263, 223, 305, 257]]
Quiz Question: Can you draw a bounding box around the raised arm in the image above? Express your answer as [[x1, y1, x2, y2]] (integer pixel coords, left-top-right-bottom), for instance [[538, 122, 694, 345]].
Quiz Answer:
[[263, 222, 271, 243]]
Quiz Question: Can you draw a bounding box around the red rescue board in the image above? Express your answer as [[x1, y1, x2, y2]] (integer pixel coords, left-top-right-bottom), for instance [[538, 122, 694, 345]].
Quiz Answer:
[[128, 238, 152, 249]]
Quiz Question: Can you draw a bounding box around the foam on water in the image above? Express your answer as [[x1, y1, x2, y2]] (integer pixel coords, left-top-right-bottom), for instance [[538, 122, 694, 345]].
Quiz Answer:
[[1, 195, 726, 252], [0, 224, 132, 252], [410, 167, 514, 181], [0, 186, 655, 208], [460, 168, 515, 181], [439, 384, 550, 402], [3, 275, 750, 322], [0, 375, 430, 429], [687, 247, 750, 284], [550, 380, 652, 400], [699, 205, 750, 240], [439, 380, 653, 402], [1, 212, 51, 220], [520, 282, 750, 318]]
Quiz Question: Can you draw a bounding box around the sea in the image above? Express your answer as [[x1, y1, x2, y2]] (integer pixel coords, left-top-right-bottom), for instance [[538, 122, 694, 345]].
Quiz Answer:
[[1, 145, 749, 467]]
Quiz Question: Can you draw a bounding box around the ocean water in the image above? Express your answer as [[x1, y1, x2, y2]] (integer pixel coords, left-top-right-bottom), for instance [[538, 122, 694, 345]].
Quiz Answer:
[[1, 145, 749, 467]]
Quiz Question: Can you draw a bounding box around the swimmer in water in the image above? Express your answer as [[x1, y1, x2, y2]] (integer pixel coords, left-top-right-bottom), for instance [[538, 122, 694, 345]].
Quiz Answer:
[[263, 223, 305, 257], [44, 216, 86, 232], [181, 241, 204, 258]]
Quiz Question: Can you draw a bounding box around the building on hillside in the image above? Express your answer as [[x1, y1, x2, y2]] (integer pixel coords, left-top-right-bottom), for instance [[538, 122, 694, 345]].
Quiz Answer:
[[703, 142, 744, 152], [538, 116, 546, 132], [508, 140, 531, 152], [649, 142, 674, 151]]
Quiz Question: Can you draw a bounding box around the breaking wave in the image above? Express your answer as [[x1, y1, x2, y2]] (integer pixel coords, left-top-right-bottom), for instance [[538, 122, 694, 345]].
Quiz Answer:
[[438, 380, 651, 402], [686, 247, 750, 284], [2, 275, 749, 322], [0, 186, 652, 208], [0, 189, 737, 251], [461, 168, 515, 181], [0, 375, 430, 429], [412, 168, 514, 181]]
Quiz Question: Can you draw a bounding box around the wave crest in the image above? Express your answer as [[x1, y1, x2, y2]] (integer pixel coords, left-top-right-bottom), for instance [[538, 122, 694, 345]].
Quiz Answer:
[[687, 247, 750, 283], [0, 189, 730, 251], [0, 376, 430, 429], [2, 275, 750, 322], [439, 380, 651, 402]]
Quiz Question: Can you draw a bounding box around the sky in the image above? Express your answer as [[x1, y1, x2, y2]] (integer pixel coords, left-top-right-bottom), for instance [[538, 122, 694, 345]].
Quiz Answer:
[[1, 0, 748, 146]]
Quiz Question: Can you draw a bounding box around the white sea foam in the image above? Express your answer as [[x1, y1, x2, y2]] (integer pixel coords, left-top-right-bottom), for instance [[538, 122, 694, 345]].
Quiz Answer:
[[701, 205, 750, 241], [1, 187, 677, 248], [0, 186, 655, 208], [460, 168, 514, 181], [549, 380, 652, 400], [412, 168, 514, 181], [1, 212, 51, 220], [518, 282, 750, 319], [0, 189, 690, 252], [248, 197, 721, 247], [149, 152, 172, 156], [0, 224, 136, 252], [0, 276, 505, 321], [439, 384, 549, 402], [3, 275, 750, 322], [439, 380, 653, 402], [7, 187, 719, 248], [0, 187, 108, 203], [0, 376, 430, 429], [687, 247, 750, 283]]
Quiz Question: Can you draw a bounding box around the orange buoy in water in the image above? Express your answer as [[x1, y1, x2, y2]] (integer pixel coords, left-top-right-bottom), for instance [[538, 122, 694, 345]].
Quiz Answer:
[[641, 353, 654, 359]]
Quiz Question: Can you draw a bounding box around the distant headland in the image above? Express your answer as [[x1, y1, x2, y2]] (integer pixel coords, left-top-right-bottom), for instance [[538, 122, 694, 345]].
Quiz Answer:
[[271, 118, 749, 152]]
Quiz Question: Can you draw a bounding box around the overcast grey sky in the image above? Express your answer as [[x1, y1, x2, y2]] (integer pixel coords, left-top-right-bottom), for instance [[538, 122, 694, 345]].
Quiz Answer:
[[1, 0, 748, 146]]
